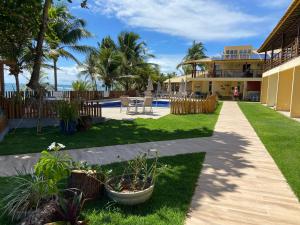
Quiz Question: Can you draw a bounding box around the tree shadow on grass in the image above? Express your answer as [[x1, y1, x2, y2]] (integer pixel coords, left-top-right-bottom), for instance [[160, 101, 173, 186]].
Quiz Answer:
[[83, 130, 254, 224], [83, 153, 206, 225]]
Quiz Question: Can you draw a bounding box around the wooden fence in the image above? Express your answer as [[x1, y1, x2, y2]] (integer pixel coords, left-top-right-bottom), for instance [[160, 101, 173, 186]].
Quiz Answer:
[[3, 90, 136, 100], [0, 98, 102, 119], [170, 95, 217, 115], [0, 116, 7, 132]]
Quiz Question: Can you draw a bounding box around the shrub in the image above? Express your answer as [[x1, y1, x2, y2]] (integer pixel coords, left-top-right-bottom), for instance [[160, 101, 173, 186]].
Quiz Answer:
[[2, 174, 55, 220], [34, 142, 73, 193]]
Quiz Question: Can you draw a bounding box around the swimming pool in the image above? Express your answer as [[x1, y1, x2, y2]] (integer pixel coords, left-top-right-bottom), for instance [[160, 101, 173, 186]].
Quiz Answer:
[[101, 100, 170, 108]]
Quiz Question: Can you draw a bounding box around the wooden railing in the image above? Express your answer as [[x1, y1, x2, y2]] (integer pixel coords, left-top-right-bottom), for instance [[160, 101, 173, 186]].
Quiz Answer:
[[170, 95, 217, 115], [0, 98, 102, 119], [193, 69, 263, 78], [3, 90, 136, 100], [265, 37, 300, 71]]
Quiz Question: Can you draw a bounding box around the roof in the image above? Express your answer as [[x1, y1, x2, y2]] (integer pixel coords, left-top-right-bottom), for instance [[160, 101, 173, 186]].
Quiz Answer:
[[258, 0, 300, 52], [163, 75, 192, 83], [181, 54, 264, 65]]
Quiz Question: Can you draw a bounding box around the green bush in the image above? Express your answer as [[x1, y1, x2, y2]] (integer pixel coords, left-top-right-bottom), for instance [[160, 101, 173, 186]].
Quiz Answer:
[[34, 142, 73, 193], [2, 174, 55, 220], [57, 101, 80, 124]]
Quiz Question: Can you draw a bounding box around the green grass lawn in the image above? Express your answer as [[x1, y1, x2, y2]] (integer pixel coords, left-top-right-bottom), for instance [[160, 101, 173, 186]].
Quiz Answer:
[[239, 102, 300, 200], [0, 153, 205, 225], [0, 103, 222, 155]]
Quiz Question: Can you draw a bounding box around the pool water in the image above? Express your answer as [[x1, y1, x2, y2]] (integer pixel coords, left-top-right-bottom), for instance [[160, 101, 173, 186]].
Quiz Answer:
[[101, 100, 170, 108]]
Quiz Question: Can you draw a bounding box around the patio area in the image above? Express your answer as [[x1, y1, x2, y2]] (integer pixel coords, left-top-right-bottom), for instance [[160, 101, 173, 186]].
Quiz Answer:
[[102, 106, 170, 120]]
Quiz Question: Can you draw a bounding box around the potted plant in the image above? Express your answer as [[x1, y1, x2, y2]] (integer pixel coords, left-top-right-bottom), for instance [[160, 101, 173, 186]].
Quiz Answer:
[[68, 162, 111, 199], [57, 101, 79, 135], [105, 149, 166, 205]]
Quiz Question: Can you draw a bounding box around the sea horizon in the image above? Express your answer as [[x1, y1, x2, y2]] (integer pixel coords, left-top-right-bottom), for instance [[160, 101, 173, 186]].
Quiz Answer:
[[4, 82, 105, 92]]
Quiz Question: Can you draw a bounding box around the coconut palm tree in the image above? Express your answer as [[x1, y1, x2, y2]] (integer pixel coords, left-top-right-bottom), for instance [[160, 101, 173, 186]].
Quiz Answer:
[[79, 52, 99, 90], [117, 31, 154, 91], [178, 41, 206, 77], [72, 80, 92, 91], [96, 43, 123, 91], [46, 5, 93, 91]]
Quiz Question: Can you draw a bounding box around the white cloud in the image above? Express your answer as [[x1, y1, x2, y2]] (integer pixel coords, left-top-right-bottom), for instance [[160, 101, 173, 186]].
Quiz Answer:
[[149, 54, 184, 73], [91, 0, 269, 41], [4, 65, 82, 86]]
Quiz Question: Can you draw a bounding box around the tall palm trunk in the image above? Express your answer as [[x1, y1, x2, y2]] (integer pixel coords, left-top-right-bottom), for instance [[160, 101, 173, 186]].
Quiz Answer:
[[53, 59, 58, 91], [14, 74, 20, 93], [27, 0, 51, 91]]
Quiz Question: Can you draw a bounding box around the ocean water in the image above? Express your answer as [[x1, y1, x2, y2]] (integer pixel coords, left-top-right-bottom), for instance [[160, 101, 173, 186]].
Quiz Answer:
[[4, 83, 105, 91]]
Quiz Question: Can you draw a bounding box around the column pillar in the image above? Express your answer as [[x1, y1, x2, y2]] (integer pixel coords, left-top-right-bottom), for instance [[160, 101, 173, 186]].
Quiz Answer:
[[260, 77, 268, 104], [290, 66, 300, 117], [266, 73, 279, 107], [191, 81, 195, 93], [243, 81, 247, 100], [276, 69, 293, 111]]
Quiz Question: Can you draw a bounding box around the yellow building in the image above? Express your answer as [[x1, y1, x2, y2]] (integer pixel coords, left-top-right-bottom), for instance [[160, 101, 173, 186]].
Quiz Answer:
[[258, 0, 300, 118], [165, 45, 264, 100]]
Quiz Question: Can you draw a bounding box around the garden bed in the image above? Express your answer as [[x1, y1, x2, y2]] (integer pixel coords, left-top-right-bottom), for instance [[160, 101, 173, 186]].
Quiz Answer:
[[0, 152, 205, 225]]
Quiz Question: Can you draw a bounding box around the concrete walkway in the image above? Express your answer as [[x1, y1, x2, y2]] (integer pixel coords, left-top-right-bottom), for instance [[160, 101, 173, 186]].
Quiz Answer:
[[185, 102, 300, 225], [0, 102, 300, 224]]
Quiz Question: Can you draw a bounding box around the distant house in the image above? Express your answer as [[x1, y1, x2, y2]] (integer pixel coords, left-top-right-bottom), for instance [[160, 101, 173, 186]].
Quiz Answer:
[[258, 0, 300, 118], [165, 45, 264, 100]]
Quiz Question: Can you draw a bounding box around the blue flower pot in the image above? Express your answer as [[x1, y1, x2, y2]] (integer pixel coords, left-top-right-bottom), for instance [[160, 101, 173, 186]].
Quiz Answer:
[[60, 120, 77, 135]]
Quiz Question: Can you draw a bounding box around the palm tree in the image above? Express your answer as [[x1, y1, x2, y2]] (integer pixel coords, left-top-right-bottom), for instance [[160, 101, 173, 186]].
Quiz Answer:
[[4, 44, 37, 92], [100, 36, 117, 50], [96, 42, 123, 91], [178, 41, 206, 77], [117, 31, 154, 91], [46, 5, 93, 91], [79, 52, 99, 90], [72, 80, 92, 91]]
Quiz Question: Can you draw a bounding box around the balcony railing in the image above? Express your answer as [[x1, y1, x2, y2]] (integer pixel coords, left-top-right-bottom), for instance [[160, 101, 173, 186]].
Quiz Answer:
[[193, 69, 263, 78], [264, 37, 300, 71]]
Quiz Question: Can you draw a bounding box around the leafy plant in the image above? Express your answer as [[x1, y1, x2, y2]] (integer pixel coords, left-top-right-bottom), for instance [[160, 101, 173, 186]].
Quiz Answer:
[[58, 189, 86, 225], [57, 101, 80, 124], [107, 150, 167, 192], [72, 161, 112, 183], [34, 142, 73, 193], [72, 80, 93, 91], [1, 174, 54, 221]]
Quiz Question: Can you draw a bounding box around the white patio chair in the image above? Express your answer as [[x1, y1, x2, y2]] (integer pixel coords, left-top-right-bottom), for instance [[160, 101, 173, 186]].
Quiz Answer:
[[143, 97, 153, 114], [120, 96, 130, 112]]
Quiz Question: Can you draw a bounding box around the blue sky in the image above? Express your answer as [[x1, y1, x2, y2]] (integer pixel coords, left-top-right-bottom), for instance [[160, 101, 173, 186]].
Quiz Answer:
[[5, 0, 291, 85]]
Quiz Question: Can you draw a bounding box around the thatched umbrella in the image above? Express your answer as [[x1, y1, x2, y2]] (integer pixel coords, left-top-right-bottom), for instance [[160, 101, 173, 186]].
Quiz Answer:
[[156, 82, 161, 94], [167, 79, 171, 93], [147, 77, 153, 91], [179, 78, 185, 94]]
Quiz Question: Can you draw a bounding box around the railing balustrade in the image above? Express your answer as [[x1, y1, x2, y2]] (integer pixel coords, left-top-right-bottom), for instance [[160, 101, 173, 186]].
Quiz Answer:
[[264, 37, 300, 71]]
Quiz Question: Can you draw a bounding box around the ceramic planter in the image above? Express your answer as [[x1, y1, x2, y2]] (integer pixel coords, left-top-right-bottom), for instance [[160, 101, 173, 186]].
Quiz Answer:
[[105, 175, 154, 205], [60, 120, 77, 135]]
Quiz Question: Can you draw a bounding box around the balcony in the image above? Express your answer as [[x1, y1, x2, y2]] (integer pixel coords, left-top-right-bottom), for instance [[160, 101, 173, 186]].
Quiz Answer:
[[264, 38, 300, 71], [193, 69, 263, 78]]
